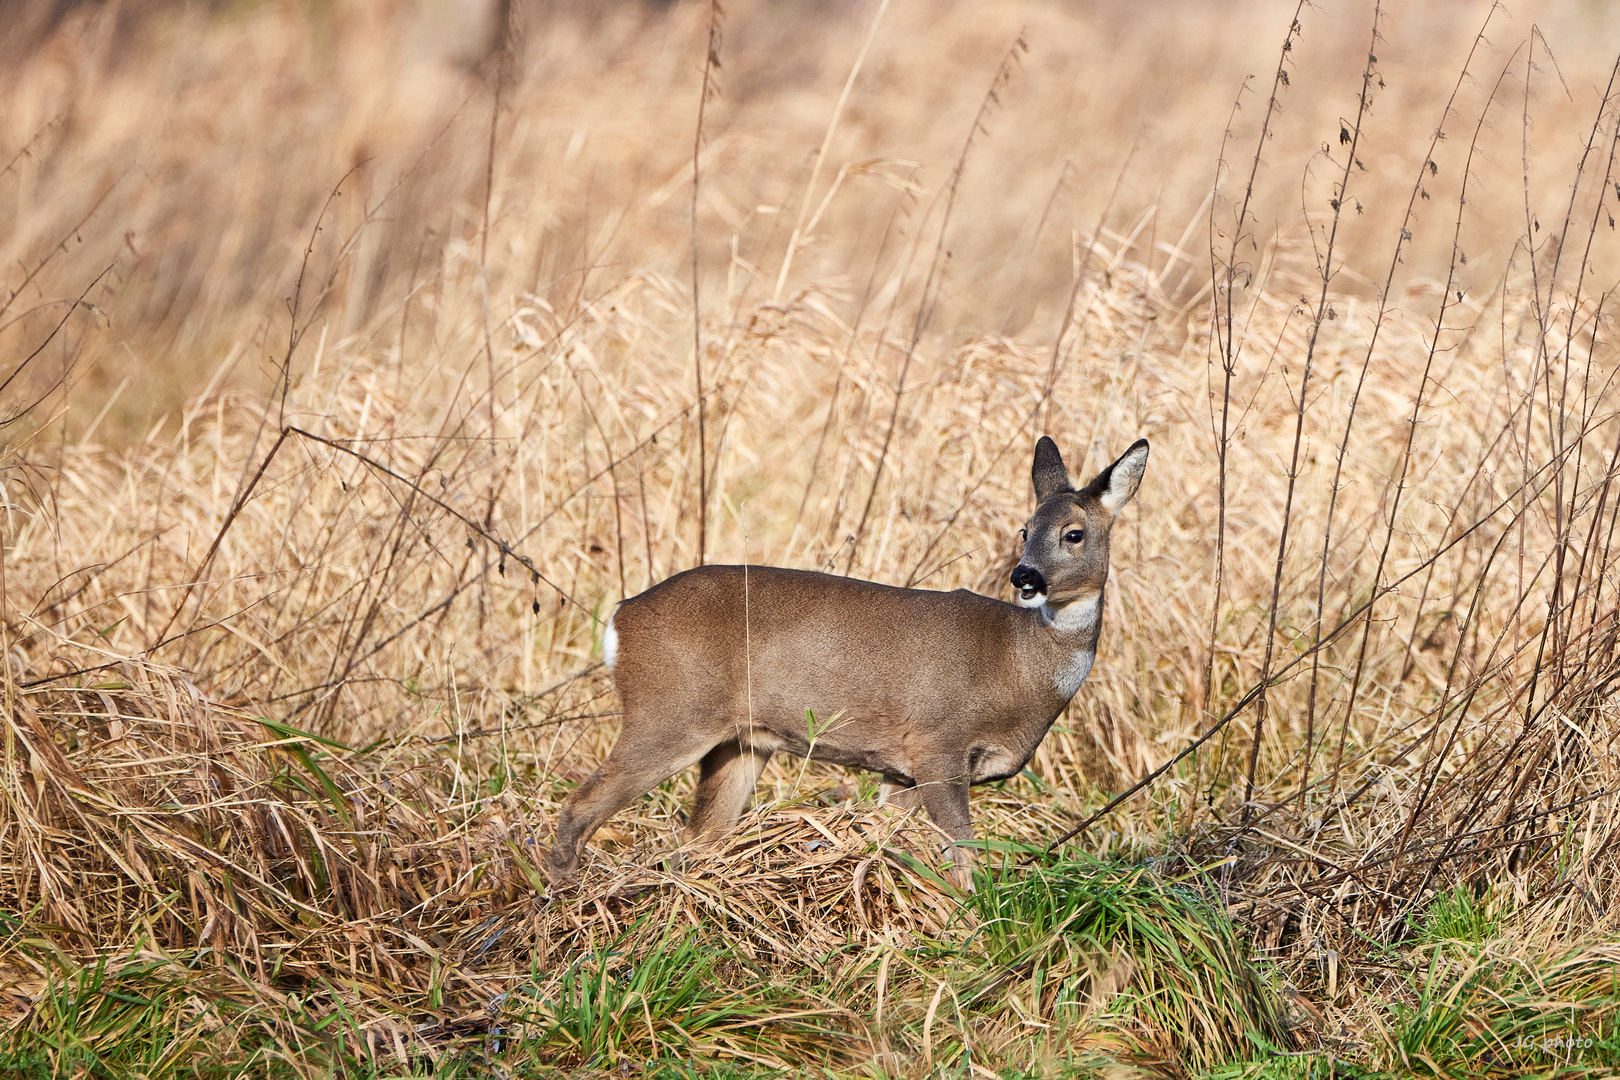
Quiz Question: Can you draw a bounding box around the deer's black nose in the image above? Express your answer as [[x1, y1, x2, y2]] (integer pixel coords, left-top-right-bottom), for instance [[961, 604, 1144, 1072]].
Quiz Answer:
[[1010, 565, 1047, 596]]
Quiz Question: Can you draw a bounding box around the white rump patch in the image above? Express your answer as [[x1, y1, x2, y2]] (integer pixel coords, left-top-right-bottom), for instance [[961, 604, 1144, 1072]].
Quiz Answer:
[[1044, 592, 1101, 633], [602, 609, 619, 671], [1055, 650, 1096, 700]]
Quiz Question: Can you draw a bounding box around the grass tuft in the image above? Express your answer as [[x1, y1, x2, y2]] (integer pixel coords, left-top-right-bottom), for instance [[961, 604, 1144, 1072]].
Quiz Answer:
[[1410, 886, 1499, 948], [964, 855, 1290, 1071]]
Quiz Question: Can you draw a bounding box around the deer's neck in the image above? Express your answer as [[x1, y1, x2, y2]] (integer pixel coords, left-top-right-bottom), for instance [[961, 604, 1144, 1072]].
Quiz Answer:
[[1035, 591, 1103, 703], [1041, 592, 1100, 636]]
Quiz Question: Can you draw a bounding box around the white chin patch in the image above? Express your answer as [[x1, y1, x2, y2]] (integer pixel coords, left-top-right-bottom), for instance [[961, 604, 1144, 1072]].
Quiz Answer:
[[1015, 590, 1047, 609]]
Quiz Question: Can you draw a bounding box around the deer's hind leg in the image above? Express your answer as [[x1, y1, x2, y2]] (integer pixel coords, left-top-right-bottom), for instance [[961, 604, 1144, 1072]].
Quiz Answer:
[[545, 721, 715, 885], [686, 739, 773, 843], [878, 774, 924, 810]]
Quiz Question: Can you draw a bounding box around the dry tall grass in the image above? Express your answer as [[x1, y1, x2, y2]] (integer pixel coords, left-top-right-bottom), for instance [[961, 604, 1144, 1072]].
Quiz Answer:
[[2, 0, 1620, 1075]]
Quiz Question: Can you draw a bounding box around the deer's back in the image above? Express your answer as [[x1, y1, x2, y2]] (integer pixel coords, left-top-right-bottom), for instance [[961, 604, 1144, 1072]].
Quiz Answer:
[[610, 565, 1031, 736]]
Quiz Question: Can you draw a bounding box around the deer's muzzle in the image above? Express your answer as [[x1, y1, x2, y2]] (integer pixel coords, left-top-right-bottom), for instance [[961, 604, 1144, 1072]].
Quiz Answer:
[[1010, 564, 1047, 603]]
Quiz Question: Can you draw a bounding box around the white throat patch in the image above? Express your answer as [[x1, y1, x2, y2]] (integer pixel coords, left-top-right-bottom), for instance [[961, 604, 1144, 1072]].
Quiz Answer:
[[1043, 591, 1101, 633], [1055, 650, 1095, 700]]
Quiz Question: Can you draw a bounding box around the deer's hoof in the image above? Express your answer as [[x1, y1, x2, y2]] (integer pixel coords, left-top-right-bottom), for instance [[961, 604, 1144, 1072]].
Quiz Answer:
[[542, 852, 580, 891]]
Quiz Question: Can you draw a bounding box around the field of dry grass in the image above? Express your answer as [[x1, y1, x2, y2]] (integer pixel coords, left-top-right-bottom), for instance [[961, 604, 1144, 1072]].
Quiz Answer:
[[2, 0, 1620, 1075]]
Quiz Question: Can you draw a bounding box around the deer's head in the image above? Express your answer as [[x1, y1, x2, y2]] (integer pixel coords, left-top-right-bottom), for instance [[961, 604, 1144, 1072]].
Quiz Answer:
[[1011, 437, 1149, 612]]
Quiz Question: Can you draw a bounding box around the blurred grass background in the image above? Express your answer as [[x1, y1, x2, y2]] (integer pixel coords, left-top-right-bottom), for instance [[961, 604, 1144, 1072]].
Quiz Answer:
[[5, 0, 1614, 436]]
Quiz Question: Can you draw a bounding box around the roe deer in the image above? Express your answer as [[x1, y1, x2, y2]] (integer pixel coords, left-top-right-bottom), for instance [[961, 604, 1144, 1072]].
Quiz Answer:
[[545, 436, 1148, 887]]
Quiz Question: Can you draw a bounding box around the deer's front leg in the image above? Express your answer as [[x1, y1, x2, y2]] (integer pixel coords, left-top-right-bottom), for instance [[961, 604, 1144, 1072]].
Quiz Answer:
[[910, 764, 976, 892]]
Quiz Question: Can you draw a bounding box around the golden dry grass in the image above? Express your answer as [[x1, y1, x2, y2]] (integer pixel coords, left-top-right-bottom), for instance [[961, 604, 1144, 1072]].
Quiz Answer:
[[1, 0, 1620, 1075]]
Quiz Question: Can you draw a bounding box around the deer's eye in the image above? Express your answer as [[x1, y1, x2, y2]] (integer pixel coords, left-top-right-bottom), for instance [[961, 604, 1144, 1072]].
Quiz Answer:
[[1063, 528, 1085, 544], [1019, 527, 1029, 542]]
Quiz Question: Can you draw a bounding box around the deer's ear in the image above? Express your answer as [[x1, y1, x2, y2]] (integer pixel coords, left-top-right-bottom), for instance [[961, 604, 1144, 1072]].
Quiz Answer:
[[1031, 437, 1071, 500], [1082, 439, 1150, 512]]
